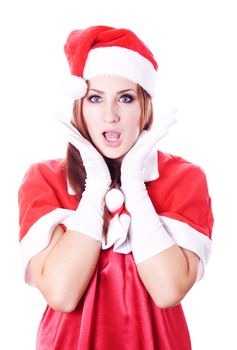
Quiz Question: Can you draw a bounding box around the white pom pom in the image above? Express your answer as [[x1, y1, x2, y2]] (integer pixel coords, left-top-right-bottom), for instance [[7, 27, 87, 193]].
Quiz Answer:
[[105, 189, 124, 213], [62, 75, 88, 99]]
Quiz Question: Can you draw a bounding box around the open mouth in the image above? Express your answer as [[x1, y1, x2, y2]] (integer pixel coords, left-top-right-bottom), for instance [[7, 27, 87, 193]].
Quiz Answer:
[[103, 131, 121, 142]]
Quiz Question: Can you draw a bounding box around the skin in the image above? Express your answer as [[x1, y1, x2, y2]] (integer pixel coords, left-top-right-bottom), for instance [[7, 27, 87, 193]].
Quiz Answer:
[[30, 75, 200, 312], [82, 76, 141, 161]]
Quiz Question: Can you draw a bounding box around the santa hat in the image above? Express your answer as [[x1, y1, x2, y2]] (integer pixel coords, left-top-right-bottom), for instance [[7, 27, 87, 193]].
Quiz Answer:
[[63, 25, 158, 99]]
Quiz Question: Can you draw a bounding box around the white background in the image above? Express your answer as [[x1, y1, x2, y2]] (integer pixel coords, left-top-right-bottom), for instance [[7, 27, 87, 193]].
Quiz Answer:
[[0, 0, 236, 349]]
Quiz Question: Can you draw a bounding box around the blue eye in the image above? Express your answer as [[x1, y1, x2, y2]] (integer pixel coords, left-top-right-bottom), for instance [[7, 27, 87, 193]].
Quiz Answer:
[[88, 95, 102, 103], [120, 94, 135, 103]]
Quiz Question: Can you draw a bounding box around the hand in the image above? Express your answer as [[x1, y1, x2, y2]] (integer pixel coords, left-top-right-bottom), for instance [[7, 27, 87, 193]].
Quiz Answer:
[[120, 110, 176, 264], [58, 115, 111, 241], [121, 109, 177, 184], [59, 117, 111, 187]]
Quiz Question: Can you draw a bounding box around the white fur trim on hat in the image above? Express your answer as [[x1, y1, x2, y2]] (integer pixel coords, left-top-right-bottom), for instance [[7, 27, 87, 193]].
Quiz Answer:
[[84, 46, 157, 98]]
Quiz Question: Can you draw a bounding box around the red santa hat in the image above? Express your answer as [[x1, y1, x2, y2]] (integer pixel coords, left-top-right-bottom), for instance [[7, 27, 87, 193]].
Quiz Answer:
[[63, 25, 158, 99]]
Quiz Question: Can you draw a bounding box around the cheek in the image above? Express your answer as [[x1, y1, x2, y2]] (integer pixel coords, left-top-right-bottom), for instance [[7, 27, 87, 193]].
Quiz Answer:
[[125, 122, 140, 147], [126, 112, 141, 137], [82, 106, 96, 134], [132, 129, 140, 144]]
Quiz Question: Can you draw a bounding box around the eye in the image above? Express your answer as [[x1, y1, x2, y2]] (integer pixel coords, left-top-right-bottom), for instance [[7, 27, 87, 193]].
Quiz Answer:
[[88, 95, 102, 103], [119, 94, 135, 103]]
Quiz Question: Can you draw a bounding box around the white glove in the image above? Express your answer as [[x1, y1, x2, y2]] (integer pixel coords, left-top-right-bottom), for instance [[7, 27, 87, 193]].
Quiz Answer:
[[121, 111, 177, 264], [59, 118, 111, 241]]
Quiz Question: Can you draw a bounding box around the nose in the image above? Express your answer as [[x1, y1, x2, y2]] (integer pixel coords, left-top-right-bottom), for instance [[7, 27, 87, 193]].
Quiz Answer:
[[103, 102, 120, 123]]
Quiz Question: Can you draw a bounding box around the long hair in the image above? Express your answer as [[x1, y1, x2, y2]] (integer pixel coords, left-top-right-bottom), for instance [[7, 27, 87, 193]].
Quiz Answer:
[[66, 85, 154, 237]]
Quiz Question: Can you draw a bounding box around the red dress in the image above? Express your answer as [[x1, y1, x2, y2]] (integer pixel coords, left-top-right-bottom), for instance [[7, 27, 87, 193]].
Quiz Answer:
[[18, 151, 213, 350]]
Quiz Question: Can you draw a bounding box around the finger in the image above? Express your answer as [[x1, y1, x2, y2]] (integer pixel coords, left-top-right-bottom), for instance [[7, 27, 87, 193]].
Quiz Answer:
[[156, 108, 178, 128], [144, 109, 177, 147], [57, 112, 91, 151], [56, 111, 83, 140], [60, 121, 83, 150], [59, 118, 83, 141]]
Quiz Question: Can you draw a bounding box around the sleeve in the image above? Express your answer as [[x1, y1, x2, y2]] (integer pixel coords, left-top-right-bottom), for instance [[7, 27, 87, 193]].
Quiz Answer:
[[148, 154, 214, 279], [18, 161, 75, 285]]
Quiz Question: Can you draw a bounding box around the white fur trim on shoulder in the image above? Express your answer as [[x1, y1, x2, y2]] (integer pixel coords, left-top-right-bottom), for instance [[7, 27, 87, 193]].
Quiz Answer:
[[160, 215, 212, 274]]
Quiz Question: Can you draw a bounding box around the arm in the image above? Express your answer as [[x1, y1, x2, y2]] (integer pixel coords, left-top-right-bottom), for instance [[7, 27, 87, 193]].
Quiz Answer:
[[137, 246, 199, 308], [30, 120, 111, 312], [30, 226, 101, 313], [123, 179, 200, 308], [121, 115, 200, 308]]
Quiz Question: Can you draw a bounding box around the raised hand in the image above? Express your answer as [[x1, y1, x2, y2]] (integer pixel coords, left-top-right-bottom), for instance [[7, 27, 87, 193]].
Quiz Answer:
[[58, 115, 111, 241], [59, 117, 111, 184], [121, 109, 177, 183], [120, 110, 176, 264]]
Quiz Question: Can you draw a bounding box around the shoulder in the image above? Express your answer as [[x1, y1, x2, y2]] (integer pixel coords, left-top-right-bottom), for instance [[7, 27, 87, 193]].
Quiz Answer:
[[151, 152, 213, 267], [18, 159, 78, 241], [158, 151, 205, 177], [147, 151, 213, 237], [18, 158, 71, 217], [20, 159, 67, 192], [156, 151, 208, 191], [18, 158, 72, 207], [24, 158, 66, 179], [147, 150, 210, 198]]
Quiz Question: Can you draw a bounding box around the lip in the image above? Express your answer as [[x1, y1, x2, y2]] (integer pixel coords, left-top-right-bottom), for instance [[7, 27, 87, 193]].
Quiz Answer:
[[102, 130, 122, 147]]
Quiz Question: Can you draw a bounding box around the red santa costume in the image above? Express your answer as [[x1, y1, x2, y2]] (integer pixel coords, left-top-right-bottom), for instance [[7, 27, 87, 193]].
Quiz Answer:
[[18, 26, 213, 350]]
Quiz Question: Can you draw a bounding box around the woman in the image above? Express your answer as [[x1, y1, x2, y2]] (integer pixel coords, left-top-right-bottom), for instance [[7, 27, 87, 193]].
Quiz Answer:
[[18, 26, 213, 349]]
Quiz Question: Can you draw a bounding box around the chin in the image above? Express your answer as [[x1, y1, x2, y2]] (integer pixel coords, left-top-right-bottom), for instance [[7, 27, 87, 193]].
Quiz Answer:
[[102, 150, 125, 161], [105, 153, 123, 160]]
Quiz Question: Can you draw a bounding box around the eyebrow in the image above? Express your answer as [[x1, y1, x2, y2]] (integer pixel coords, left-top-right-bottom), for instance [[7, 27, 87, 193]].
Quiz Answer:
[[88, 88, 137, 94]]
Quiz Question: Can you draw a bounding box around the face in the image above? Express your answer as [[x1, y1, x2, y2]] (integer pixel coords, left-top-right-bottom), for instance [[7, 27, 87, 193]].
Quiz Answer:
[[81, 75, 141, 160]]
